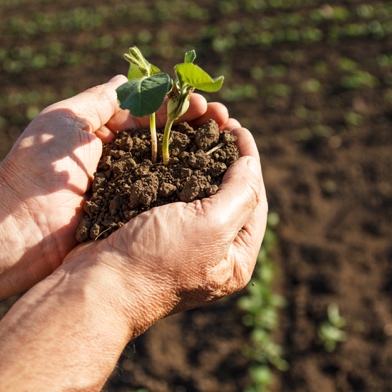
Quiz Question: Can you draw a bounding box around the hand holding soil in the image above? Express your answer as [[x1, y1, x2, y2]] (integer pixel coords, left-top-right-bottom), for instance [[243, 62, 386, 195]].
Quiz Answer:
[[0, 74, 267, 390], [77, 123, 267, 317], [61, 120, 266, 322], [0, 75, 231, 299], [76, 49, 246, 242]]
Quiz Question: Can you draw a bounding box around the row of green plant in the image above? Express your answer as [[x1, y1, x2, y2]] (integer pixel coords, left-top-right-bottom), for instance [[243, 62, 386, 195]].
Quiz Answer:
[[238, 213, 288, 392], [0, 28, 182, 75], [219, 0, 392, 13], [5, 8, 106, 37], [236, 211, 347, 391], [5, 2, 391, 42], [3, 0, 51, 6], [4, 1, 209, 38], [210, 17, 392, 52], [2, 34, 382, 98], [1, 47, 380, 141], [219, 56, 379, 101], [2, 0, 391, 137], [210, 13, 392, 51]]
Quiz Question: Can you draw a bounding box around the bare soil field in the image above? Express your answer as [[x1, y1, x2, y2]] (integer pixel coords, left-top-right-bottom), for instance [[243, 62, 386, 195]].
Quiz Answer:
[[1, 1, 392, 391]]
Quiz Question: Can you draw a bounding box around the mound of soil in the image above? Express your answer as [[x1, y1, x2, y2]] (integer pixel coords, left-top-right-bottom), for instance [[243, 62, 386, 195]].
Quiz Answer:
[[76, 119, 239, 242]]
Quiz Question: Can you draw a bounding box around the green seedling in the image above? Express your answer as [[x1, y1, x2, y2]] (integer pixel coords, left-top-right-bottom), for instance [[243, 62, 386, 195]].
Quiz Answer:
[[116, 47, 224, 165], [162, 50, 224, 164], [318, 304, 347, 352], [116, 46, 171, 163]]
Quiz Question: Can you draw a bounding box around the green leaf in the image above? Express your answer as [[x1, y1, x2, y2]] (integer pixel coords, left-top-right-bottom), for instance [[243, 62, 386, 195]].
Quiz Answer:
[[174, 63, 224, 92], [184, 49, 196, 63], [149, 64, 162, 75], [124, 46, 161, 77], [127, 63, 145, 80], [116, 73, 171, 117]]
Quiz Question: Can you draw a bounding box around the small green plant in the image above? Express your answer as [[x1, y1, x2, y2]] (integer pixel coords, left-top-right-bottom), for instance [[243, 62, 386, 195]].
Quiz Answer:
[[116, 46, 224, 165], [118, 46, 167, 163], [318, 304, 347, 352]]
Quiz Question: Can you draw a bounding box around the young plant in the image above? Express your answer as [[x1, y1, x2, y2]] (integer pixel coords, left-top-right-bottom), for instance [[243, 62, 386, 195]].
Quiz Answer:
[[162, 50, 224, 164], [116, 47, 224, 165], [116, 46, 171, 163], [318, 304, 347, 352]]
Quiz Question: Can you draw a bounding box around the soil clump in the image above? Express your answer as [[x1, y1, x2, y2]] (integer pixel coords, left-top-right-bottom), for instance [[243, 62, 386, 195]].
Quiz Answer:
[[76, 119, 239, 242]]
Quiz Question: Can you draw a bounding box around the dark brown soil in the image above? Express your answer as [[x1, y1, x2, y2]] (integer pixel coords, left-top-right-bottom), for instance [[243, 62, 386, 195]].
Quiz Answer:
[[76, 120, 239, 242], [1, 1, 392, 391]]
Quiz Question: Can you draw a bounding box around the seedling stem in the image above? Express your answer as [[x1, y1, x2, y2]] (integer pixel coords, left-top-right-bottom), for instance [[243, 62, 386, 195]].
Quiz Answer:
[[120, 46, 165, 163]]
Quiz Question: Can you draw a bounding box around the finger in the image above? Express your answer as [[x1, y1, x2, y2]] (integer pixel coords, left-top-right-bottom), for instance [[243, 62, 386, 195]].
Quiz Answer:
[[95, 125, 117, 143], [234, 196, 268, 276], [196, 154, 263, 237], [230, 162, 268, 276], [209, 201, 267, 298], [230, 126, 260, 161], [222, 118, 241, 130], [106, 93, 209, 132], [154, 93, 209, 128], [188, 102, 229, 129], [41, 75, 128, 133], [105, 108, 138, 132], [209, 159, 267, 289], [227, 128, 266, 278], [179, 127, 262, 244]]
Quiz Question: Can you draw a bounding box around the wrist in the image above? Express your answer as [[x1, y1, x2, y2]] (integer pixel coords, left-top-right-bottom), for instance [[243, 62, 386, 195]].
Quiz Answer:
[[68, 242, 179, 339], [0, 250, 135, 391]]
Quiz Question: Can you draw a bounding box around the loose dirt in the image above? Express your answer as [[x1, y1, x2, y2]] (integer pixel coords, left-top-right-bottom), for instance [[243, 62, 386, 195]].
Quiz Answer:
[[76, 120, 239, 242]]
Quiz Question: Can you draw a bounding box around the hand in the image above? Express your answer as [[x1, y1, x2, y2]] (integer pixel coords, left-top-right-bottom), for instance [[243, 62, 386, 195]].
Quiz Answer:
[[0, 112, 267, 391], [63, 121, 267, 334], [0, 75, 231, 299]]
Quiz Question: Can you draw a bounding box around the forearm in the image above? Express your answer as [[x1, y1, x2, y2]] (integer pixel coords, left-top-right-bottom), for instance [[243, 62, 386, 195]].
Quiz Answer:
[[0, 248, 157, 392]]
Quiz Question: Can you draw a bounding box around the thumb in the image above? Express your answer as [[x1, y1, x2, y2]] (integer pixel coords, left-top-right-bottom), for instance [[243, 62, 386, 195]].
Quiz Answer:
[[192, 155, 264, 240]]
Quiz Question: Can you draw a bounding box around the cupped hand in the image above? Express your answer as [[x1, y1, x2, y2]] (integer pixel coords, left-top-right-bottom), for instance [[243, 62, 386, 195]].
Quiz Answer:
[[0, 75, 230, 299], [63, 123, 267, 337]]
